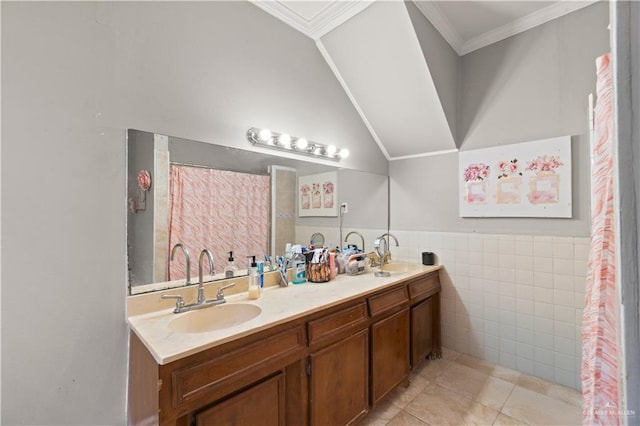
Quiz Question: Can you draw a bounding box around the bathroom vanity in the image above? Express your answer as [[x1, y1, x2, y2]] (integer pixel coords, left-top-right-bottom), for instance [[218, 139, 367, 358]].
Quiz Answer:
[[127, 266, 441, 426]]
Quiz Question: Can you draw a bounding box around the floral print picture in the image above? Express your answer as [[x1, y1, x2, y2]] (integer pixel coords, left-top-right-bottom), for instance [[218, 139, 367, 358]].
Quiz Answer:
[[459, 136, 572, 217], [463, 163, 490, 204], [495, 159, 523, 204], [298, 171, 338, 217]]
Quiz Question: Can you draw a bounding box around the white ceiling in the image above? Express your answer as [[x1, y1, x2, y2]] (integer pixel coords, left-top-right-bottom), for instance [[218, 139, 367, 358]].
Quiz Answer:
[[250, 0, 599, 159], [252, 0, 597, 54]]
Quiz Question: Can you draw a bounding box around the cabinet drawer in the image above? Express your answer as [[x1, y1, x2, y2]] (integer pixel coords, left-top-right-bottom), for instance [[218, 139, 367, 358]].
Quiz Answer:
[[368, 286, 409, 318], [308, 302, 368, 350], [171, 325, 306, 410], [408, 273, 440, 304], [196, 373, 285, 426]]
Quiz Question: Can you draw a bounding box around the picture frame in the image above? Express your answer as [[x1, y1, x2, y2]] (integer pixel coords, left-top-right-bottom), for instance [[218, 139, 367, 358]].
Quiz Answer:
[[459, 136, 572, 218], [298, 171, 338, 217]]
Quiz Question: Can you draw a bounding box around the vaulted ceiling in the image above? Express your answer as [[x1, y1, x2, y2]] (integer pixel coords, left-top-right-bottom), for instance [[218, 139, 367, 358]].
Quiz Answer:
[[250, 1, 597, 159]]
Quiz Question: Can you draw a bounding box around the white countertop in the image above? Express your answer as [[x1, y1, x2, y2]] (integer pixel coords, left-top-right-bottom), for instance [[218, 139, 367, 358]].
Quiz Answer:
[[127, 264, 441, 365]]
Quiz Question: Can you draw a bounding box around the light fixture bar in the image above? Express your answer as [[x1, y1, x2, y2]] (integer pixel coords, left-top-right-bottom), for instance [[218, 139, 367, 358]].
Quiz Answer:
[[246, 127, 349, 161]]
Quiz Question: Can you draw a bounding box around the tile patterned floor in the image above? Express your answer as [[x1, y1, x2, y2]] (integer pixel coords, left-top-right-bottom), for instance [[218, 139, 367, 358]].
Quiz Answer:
[[360, 348, 582, 426]]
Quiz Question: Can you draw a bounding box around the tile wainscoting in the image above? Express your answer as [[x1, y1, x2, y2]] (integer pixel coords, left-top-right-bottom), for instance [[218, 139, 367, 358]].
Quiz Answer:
[[388, 230, 588, 390], [294, 226, 586, 390]]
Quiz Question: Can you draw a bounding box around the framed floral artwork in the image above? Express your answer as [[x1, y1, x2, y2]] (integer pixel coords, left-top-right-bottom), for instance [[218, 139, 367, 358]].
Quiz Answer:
[[459, 136, 572, 217], [298, 171, 338, 217]]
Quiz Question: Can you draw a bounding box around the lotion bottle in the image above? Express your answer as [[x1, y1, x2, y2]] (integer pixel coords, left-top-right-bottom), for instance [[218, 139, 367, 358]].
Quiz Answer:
[[247, 255, 260, 299]]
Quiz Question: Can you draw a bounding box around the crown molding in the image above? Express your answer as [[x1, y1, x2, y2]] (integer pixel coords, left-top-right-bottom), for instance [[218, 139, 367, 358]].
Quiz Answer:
[[250, 0, 374, 40], [460, 0, 600, 55], [389, 148, 459, 161], [411, 1, 464, 55], [315, 40, 391, 160]]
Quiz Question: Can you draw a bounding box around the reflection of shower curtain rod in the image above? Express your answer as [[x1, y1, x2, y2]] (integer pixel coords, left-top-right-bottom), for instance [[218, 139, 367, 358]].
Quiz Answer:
[[170, 161, 269, 176]]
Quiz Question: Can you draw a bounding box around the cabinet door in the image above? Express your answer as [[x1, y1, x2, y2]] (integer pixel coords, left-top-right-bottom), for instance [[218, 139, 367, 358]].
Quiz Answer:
[[370, 308, 410, 406], [309, 329, 369, 426], [196, 373, 285, 426], [411, 296, 434, 367]]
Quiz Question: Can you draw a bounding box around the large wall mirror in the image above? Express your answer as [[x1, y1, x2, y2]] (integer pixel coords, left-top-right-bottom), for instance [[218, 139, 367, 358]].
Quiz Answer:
[[127, 129, 389, 295]]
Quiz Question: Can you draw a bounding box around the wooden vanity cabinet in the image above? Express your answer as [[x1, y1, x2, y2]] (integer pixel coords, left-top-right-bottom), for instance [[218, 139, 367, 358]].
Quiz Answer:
[[307, 302, 369, 426], [129, 320, 308, 426], [128, 270, 442, 426], [408, 272, 442, 367], [368, 285, 410, 407]]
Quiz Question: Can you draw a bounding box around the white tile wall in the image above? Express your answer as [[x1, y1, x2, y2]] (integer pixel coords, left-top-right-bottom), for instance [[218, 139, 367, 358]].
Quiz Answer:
[[390, 230, 589, 390]]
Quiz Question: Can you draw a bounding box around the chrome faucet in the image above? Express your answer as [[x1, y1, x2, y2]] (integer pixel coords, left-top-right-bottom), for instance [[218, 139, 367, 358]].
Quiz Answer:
[[374, 233, 399, 277], [161, 281, 236, 314], [170, 243, 191, 285], [198, 249, 214, 304], [345, 231, 365, 252], [161, 248, 237, 313]]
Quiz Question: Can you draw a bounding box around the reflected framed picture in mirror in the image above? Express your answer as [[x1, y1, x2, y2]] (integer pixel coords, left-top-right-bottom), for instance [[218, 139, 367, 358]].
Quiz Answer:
[[298, 171, 338, 217]]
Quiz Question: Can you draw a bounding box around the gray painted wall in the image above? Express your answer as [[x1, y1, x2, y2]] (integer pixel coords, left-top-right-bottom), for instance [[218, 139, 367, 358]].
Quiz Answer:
[[390, 2, 609, 237], [405, 1, 460, 144], [1, 2, 383, 424]]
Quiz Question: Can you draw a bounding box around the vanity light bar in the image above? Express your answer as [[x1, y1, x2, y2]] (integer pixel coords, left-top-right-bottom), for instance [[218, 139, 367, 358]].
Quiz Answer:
[[246, 127, 349, 161]]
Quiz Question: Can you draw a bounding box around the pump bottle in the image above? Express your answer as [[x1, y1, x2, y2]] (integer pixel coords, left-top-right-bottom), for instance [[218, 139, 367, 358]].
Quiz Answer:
[[247, 255, 260, 299], [225, 251, 238, 279]]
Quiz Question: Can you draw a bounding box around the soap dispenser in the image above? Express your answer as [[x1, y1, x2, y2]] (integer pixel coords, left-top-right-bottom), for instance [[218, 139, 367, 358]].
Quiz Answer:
[[247, 255, 260, 299], [225, 251, 237, 279]]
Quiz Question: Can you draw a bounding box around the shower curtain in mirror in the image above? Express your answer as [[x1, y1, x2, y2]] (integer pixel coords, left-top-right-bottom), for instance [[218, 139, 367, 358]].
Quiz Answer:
[[168, 165, 270, 280], [582, 53, 620, 425]]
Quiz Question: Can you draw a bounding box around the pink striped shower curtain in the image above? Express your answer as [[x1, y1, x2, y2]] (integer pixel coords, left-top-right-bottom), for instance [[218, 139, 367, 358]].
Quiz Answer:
[[581, 53, 620, 425], [168, 165, 270, 281]]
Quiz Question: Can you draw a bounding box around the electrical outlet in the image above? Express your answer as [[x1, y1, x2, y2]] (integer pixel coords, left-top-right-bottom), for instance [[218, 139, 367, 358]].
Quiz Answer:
[[341, 202, 348, 213]]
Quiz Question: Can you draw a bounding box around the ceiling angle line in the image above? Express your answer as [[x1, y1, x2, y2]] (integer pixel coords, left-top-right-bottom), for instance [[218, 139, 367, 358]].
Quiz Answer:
[[315, 39, 391, 161]]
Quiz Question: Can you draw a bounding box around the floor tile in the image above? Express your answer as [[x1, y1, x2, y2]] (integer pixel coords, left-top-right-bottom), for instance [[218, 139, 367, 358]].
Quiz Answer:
[[502, 386, 581, 426], [386, 411, 430, 426], [435, 361, 514, 411], [441, 346, 461, 360], [516, 374, 552, 394], [414, 357, 451, 381], [456, 353, 522, 384], [493, 412, 528, 425], [364, 398, 403, 425], [517, 373, 582, 408], [405, 383, 499, 426], [388, 374, 430, 409], [358, 414, 389, 426]]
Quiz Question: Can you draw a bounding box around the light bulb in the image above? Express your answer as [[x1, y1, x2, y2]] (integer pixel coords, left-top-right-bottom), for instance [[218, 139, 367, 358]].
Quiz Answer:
[[339, 148, 350, 159], [279, 133, 291, 148], [314, 146, 323, 155], [326, 145, 337, 156], [258, 128, 272, 143], [296, 138, 308, 150]]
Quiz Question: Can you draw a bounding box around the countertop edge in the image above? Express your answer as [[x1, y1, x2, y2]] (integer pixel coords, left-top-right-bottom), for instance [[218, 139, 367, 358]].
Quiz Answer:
[[128, 264, 442, 365]]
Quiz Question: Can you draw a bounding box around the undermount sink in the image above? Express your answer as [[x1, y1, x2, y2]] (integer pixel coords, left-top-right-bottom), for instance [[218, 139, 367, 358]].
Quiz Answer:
[[376, 262, 422, 273], [168, 303, 262, 334]]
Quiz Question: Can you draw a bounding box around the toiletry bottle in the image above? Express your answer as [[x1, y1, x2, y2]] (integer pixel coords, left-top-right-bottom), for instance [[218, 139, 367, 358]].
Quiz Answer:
[[225, 251, 237, 279], [292, 245, 307, 284], [247, 255, 260, 299], [257, 260, 264, 289], [329, 251, 336, 280]]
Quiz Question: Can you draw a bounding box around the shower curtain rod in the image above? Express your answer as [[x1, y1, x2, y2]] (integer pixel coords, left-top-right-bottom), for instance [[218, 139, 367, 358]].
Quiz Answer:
[[170, 161, 270, 176]]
